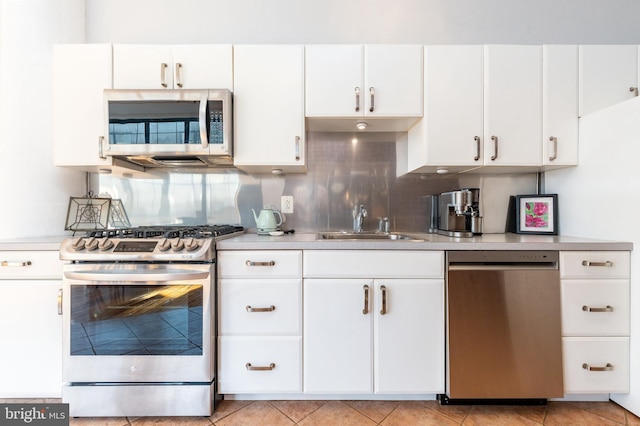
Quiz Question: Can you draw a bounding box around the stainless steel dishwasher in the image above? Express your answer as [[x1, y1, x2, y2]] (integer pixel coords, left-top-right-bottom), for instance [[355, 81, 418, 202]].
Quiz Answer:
[[441, 250, 563, 404]]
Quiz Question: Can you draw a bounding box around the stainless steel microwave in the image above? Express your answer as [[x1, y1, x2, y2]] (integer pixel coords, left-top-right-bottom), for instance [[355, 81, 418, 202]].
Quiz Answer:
[[103, 89, 233, 168]]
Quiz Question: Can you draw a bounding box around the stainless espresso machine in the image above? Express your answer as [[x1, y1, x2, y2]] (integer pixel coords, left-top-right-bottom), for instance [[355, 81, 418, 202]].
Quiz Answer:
[[427, 188, 483, 237]]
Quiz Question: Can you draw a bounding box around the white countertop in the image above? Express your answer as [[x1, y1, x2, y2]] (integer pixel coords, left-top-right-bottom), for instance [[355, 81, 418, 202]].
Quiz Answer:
[[217, 232, 633, 251], [0, 235, 68, 251]]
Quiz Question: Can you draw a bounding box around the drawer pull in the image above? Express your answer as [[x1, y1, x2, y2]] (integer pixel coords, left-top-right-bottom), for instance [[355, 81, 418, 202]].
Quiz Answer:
[[245, 305, 276, 313], [245, 260, 275, 267], [246, 362, 276, 371], [1, 261, 32, 267], [582, 305, 614, 313], [581, 260, 613, 267], [582, 363, 614, 372]]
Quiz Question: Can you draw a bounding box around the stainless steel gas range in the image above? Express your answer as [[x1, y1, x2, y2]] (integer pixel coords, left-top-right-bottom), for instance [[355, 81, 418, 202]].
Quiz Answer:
[[59, 225, 243, 417]]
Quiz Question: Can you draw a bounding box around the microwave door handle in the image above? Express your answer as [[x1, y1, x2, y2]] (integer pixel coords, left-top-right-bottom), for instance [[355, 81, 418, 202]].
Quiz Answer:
[[199, 96, 209, 149]]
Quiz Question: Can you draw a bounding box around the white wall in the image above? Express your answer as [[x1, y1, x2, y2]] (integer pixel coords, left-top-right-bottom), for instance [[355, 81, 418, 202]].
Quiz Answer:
[[0, 0, 86, 238], [86, 0, 640, 44]]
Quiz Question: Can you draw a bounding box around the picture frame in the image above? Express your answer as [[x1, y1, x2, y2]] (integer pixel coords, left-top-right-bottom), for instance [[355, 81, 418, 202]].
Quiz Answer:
[[515, 194, 558, 235], [65, 197, 111, 231]]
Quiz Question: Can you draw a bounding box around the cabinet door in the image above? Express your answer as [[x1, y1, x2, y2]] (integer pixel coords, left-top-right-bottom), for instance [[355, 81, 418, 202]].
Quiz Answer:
[[374, 279, 445, 394], [543, 45, 579, 167], [407, 45, 483, 173], [303, 279, 373, 393], [579, 45, 638, 117], [0, 280, 62, 397], [305, 45, 363, 117], [233, 45, 306, 173], [364, 45, 423, 117], [52, 44, 113, 168], [113, 45, 174, 89], [484, 45, 542, 166], [172, 45, 233, 89]]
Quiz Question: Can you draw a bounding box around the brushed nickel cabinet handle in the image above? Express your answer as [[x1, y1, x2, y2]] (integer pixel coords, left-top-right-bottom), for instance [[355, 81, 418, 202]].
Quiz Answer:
[[581, 260, 613, 267], [246, 362, 276, 371], [355, 87, 361, 112], [98, 136, 106, 160], [175, 63, 183, 87], [549, 136, 558, 161], [245, 260, 276, 267], [0, 261, 32, 267], [57, 289, 63, 316], [380, 285, 387, 315], [295, 136, 301, 161], [362, 284, 370, 314], [582, 305, 614, 313], [245, 305, 276, 313], [474, 136, 480, 161], [630, 87, 638, 96], [369, 87, 375, 112], [490, 135, 498, 161], [160, 63, 168, 87], [582, 363, 613, 372]]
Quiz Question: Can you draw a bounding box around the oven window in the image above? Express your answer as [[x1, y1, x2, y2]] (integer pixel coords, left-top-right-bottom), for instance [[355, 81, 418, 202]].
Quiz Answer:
[[70, 285, 203, 356]]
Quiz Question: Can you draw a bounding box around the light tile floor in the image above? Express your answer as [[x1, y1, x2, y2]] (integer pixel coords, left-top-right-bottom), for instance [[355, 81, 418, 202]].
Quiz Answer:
[[3, 398, 640, 425]]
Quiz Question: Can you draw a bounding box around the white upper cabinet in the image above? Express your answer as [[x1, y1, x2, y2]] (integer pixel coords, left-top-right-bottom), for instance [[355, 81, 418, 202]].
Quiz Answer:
[[53, 43, 144, 175], [543, 45, 579, 168], [305, 45, 423, 131], [112, 44, 233, 90], [233, 45, 306, 174], [579, 45, 638, 117], [483, 45, 542, 168], [404, 45, 484, 174]]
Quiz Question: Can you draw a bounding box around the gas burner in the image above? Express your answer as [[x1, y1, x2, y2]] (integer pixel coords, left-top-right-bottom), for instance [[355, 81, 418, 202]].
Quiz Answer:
[[86, 225, 244, 240]]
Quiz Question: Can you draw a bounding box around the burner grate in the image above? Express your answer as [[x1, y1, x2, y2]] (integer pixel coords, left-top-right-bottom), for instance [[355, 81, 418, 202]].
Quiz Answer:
[[85, 225, 243, 239]]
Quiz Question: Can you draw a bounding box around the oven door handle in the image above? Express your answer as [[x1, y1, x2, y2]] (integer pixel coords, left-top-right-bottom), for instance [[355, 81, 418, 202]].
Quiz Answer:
[[64, 270, 210, 282]]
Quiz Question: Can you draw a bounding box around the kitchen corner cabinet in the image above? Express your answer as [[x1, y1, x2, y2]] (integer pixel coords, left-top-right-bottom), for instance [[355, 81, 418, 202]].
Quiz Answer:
[[404, 45, 484, 174], [579, 45, 638, 117], [0, 250, 63, 397], [305, 45, 423, 131], [542, 45, 579, 169], [52, 44, 115, 171], [233, 45, 306, 174], [112, 44, 233, 90], [560, 251, 630, 394], [303, 250, 444, 394], [217, 250, 302, 394], [483, 45, 542, 168]]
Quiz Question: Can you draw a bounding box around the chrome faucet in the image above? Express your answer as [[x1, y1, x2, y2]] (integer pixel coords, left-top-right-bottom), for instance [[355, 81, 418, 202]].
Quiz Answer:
[[352, 204, 368, 232]]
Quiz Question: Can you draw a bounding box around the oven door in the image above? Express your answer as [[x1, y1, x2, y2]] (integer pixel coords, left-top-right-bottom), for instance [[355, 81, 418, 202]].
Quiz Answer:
[[62, 263, 214, 383]]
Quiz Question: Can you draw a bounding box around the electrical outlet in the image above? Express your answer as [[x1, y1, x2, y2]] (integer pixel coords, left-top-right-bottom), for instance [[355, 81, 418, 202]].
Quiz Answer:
[[281, 195, 294, 214]]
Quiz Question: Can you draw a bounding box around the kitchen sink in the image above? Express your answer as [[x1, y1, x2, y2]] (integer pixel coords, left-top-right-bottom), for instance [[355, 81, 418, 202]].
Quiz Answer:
[[316, 231, 424, 241]]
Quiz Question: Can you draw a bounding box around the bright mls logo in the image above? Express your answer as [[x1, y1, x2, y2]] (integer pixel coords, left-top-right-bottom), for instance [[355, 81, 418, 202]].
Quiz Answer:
[[0, 404, 68, 425]]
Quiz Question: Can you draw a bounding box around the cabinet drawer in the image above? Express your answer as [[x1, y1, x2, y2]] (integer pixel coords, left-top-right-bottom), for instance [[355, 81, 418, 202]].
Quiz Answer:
[[563, 337, 629, 394], [218, 251, 302, 278], [0, 251, 62, 279], [218, 279, 301, 335], [561, 280, 629, 336], [218, 336, 301, 393], [303, 250, 444, 278], [560, 251, 630, 279]]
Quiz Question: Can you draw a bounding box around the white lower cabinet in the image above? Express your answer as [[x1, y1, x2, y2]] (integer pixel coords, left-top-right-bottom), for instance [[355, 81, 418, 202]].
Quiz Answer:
[[303, 250, 445, 395], [0, 250, 63, 397], [560, 251, 631, 394], [217, 250, 302, 394]]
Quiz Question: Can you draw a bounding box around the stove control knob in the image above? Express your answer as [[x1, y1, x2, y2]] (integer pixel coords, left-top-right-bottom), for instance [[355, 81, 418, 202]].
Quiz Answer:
[[158, 238, 171, 252], [85, 237, 99, 251], [71, 238, 86, 250], [99, 238, 115, 251], [171, 239, 185, 251], [184, 238, 201, 251]]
